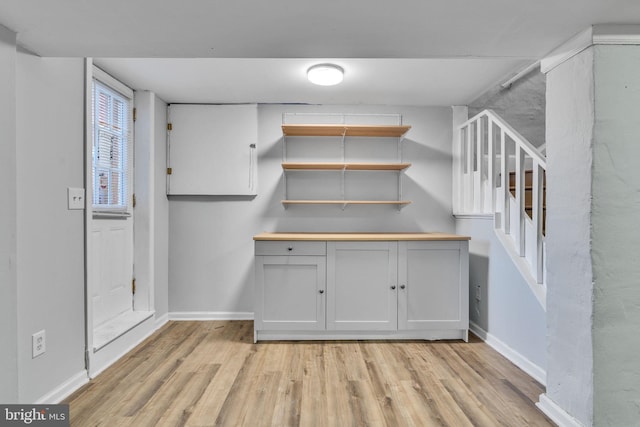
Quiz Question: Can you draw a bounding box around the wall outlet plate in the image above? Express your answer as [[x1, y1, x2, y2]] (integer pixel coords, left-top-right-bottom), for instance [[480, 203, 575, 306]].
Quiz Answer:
[[32, 330, 46, 358], [67, 187, 85, 210]]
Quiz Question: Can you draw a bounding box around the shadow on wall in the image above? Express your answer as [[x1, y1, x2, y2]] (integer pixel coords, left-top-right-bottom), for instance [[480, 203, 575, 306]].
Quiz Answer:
[[469, 252, 490, 330], [257, 136, 284, 162], [403, 137, 451, 161], [468, 69, 546, 147]]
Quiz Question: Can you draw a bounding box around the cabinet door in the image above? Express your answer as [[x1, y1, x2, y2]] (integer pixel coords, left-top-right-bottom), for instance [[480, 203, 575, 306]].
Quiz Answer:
[[167, 104, 257, 195], [255, 256, 326, 331], [398, 241, 469, 330], [327, 242, 398, 331]]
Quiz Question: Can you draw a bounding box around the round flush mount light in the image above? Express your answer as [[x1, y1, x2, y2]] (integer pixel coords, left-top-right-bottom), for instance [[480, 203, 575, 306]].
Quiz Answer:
[[307, 64, 344, 86]]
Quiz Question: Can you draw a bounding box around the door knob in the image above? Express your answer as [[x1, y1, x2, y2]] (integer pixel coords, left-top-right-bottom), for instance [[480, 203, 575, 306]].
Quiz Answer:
[[400, 284, 406, 290], [319, 289, 325, 294], [390, 285, 396, 290]]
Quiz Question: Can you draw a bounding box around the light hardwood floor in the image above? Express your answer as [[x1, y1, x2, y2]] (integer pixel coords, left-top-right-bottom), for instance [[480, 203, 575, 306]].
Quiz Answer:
[[65, 321, 553, 426]]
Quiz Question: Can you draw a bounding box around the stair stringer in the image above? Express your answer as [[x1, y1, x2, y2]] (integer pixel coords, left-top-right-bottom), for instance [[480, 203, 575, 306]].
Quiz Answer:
[[493, 214, 547, 309]]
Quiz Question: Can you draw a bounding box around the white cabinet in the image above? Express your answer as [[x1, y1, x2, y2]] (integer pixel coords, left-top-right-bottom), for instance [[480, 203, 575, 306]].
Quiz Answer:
[[254, 241, 326, 331], [327, 242, 398, 331], [398, 241, 468, 331], [167, 104, 257, 195], [253, 234, 469, 342]]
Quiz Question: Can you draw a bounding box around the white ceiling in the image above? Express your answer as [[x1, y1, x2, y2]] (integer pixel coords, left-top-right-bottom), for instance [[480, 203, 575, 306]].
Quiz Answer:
[[92, 58, 531, 106], [3, 0, 640, 105]]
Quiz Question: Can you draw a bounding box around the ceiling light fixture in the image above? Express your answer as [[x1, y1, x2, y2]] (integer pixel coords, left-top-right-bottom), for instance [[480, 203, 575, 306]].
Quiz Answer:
[[307, 64, 344, 86]]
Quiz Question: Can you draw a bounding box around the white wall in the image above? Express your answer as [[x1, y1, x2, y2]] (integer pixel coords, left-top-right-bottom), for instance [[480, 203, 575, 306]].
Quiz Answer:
[[0, 24, 19, 403], [133, 90, 169, 316], [591, 44, 640, 427], [456, 217, 546, 381], [153, 94, 169, 317], [16, 53, 86, 402], [169, 104, 454, 315], [134, 90, 169, 317], [545, 47, 595, 427], [134, 91, 155, 311]]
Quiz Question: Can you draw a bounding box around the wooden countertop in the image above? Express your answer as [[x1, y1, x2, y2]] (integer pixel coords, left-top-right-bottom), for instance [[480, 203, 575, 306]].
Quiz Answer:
[[253, 232, 470, 241]]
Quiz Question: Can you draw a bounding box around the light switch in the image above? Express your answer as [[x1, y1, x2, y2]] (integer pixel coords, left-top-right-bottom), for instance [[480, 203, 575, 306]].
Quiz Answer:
[[68, 187, 85, 210]]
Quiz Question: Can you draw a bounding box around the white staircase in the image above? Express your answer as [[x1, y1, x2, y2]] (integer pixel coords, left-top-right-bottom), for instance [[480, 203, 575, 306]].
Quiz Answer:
[[454, 110, 547, 309]]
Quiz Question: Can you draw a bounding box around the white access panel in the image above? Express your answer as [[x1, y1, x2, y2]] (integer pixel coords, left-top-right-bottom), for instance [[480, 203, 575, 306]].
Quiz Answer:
[[167, 104, 257, 195]]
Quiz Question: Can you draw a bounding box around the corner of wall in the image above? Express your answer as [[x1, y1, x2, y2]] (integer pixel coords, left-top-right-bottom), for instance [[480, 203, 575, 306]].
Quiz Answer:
[[544, 40, 595, 427], [537, 394, 588, 427], [0, 23, 19, 404]]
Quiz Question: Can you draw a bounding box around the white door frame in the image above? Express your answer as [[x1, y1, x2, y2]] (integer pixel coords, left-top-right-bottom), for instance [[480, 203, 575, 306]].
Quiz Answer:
[[84, 60, 155, 377]]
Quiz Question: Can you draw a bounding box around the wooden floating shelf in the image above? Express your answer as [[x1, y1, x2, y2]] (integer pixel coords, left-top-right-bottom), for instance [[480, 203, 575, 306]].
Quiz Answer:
[[282, 162, 411, 171], [282, 124, 411, 138], [282, 200, 412, 206]]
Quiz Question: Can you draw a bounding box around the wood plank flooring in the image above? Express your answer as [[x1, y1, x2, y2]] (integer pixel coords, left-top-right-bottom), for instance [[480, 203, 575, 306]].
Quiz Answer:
[[65, 321, 553, 426]]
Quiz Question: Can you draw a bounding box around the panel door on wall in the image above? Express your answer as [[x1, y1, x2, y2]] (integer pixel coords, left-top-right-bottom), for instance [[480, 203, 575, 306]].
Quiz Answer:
[[327, 242, 398, 331], [255, 256, 326, 330], [91, 222, 133, 328], [167, 104, 257, 195], [398, 241, 469, 330]]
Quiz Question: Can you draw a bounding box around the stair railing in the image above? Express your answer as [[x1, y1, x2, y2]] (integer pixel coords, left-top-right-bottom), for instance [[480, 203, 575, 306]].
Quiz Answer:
[[454, 110, 546, 303]]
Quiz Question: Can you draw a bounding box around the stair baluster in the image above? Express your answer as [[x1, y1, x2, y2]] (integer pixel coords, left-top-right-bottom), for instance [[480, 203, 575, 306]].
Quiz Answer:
[[455, 110, 547, 308]]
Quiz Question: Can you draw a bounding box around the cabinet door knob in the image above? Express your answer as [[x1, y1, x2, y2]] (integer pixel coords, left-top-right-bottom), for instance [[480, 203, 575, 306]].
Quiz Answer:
[[319, 289, 324, 294], [400, 284, 406, 290], [288, 246, 293, 251], [390, 285, 396, 290]]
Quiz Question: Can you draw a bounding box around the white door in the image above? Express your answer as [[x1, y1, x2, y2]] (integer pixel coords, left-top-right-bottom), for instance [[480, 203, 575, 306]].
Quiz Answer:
[[90, 72, 135, 333], [327, 241, 398, 331]]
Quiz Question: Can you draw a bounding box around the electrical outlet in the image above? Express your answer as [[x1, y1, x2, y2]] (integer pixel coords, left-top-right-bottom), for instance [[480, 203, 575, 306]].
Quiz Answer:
[[32, 330, 46, 358]]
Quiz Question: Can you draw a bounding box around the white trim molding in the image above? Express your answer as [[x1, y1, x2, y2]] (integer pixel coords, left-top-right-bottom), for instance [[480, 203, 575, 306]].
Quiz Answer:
[[155, 312, 169, 329], [35, 370, 89, 404], [593, 24, 640, 45], [493, 230, 546, 309], [542, 25, 640, 73], [453, 213, 494, 220], [537, 394, 586, 427], [89, 315, 162, 379], [469, 321, 546, 386], [36, 312, 169, 403], [35, 369, 89, 405], [169, 311, 254, 321]]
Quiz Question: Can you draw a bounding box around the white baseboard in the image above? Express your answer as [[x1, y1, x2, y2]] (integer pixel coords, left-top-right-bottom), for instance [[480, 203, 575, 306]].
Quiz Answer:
[[93, 310, 154, 351], [537, 394, 586, 427], [89, 318, 155, 379], [155, 312, 169, 329], [34, 312, 169, 404], [469, 321, 488, 340], [35, 370, 89, 404], [469, 321, 546, 386], [168, 311, 254, 321]]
